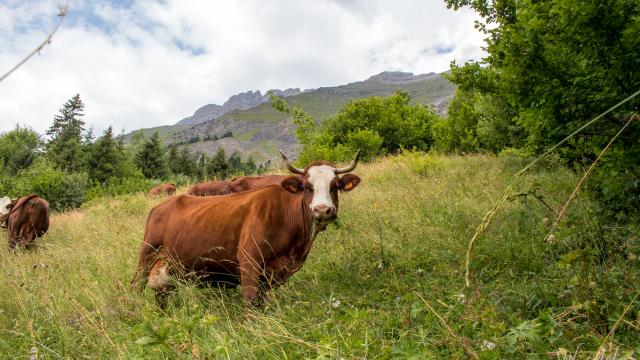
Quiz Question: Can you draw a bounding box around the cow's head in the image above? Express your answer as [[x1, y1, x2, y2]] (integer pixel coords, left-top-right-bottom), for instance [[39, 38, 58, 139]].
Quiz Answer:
[[0, 196, 12, 216], [280, 150, 361, 223]]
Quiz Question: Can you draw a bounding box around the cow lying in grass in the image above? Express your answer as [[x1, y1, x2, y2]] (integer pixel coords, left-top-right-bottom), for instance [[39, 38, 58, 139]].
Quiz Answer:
[[132, 150, 361, 307]]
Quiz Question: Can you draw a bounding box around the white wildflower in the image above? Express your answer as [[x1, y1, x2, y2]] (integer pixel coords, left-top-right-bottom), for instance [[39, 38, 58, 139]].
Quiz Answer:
[[482, 340, 496, 350], [29, 347, 38, 360], [456, 293, 467, 304], [331, 298, 341, 309]]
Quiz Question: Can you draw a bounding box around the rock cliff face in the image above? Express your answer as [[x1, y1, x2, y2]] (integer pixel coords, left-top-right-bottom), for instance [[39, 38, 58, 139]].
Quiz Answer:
[[177, 88, 301, 125]]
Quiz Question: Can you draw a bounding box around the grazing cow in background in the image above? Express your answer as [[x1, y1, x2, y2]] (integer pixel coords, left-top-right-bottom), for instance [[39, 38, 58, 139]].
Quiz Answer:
[[187, 175, 293, 196], [147, 183, 176, 198], [132, 150, 361, 307], [2, 194, 49, 250], [186, 180, 232, 196]]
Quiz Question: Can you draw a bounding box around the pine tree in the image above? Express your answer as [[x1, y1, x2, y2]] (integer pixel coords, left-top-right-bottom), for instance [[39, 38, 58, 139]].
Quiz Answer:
[[47, 94, 87, 172], [176, 146, 196, 177], [206, 148, 228, 179], [85, 126, 127, 183], [168, 144, 180, 175], [228, 151, 242, 172], [135, 132, 169, 179]]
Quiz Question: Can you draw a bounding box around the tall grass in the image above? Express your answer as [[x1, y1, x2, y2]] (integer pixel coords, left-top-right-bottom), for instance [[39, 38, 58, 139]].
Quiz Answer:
[[0, 153, 637, 358]]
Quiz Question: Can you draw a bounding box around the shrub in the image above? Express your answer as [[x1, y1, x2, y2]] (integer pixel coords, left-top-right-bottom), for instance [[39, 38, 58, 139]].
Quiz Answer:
[[10, 158, 88, 212]]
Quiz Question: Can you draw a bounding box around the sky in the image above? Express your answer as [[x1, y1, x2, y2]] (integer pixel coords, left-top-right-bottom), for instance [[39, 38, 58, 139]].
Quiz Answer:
[[0, 0, 486, 136]]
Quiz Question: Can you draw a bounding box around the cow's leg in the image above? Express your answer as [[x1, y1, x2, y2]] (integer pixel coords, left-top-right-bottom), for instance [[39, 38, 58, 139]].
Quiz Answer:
[[238, 256, 265, 306], [8, 225, 21, 251], [147, 259, 173, 308], [7, 235, 17, 251]]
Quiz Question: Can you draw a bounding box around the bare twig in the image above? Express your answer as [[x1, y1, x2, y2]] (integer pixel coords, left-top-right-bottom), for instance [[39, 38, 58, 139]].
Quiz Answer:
[[0, 2, 69, 83]]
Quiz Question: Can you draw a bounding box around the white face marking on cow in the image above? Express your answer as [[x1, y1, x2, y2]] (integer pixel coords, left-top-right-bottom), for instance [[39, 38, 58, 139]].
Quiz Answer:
[[307, 165, 337, 212], [0, 197, 11, 215], [147, 261, 171, 290]]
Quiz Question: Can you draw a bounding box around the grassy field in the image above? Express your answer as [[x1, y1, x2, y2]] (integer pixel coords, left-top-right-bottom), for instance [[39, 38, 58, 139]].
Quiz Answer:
[[1, 153, 638, 358]]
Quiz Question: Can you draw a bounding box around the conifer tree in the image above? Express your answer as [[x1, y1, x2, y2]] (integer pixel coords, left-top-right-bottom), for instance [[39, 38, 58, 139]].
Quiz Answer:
[[134, 132, 169, 179], [206, 148, 228, 179], [85, 126, 128, 183], [47, 94, 87, 172], [168, 144, 180, 175]]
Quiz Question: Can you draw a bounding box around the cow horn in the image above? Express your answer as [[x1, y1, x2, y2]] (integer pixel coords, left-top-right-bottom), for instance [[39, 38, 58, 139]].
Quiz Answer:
[[335, 150, 361, 174], [279, 149, 305, 175]]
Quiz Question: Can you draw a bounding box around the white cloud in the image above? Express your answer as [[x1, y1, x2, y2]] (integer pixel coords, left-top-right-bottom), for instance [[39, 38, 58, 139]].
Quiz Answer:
[[0, 0, 485, 135]]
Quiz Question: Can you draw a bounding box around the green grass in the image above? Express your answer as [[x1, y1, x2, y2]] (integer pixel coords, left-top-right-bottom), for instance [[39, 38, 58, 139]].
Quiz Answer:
[[1, 153, 638, 358], [121, 125, 192, 144]]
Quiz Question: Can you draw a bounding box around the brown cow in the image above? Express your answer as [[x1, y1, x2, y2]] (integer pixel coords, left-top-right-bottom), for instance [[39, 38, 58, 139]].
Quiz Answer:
[[132, 150, 361, 307], [186, 180, 232, 196], [2, 194, 49, 250], [147, 183, 176, 198], [186, 175, 292, 196]]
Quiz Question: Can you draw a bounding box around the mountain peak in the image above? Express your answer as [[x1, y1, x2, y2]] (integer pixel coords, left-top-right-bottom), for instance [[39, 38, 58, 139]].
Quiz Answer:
[[176, 88, 302, 126]]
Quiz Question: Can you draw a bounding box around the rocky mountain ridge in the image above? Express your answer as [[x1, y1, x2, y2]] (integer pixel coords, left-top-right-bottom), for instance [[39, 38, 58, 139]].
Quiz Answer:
[[177, 88, 302, 126], [125, 71, 456, 162]]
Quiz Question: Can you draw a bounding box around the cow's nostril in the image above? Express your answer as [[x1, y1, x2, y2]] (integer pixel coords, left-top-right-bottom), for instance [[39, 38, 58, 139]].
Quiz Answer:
[[325, 208, 331, 215]]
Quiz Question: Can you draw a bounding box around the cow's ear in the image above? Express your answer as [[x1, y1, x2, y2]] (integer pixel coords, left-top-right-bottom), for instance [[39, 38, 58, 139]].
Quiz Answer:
[[281, 176, 303, 193], [338, 174, 361, 192]]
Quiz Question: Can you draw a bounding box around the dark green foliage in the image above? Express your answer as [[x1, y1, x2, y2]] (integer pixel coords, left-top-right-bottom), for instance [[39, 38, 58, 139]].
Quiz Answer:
[[85, 126, 138, 184], [135, 132, 169, 179], [227, 151, 242, 170], [445, 0, 640, 217], [175, 147, 198, 177], [8, 158, 88, 212], [47, 94, 87, 173], [0, 125, 42, 175], [85, 177, 161, 201], [205, 148, 229, 179], [271, 90, 438, 164]]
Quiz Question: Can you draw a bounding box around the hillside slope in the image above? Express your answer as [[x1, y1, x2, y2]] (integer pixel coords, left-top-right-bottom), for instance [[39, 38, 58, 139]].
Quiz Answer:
[[124, 71, 455, 161], [1, 153, 635, 358], [170, 72, 455, 161]]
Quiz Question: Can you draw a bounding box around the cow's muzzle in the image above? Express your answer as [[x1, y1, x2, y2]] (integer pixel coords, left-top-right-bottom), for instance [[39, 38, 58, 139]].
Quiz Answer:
[[312, 204, 337, 221]]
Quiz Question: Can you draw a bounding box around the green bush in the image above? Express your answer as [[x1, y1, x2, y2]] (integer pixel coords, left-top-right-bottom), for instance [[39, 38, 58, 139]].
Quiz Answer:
[[278, 91, 438, 165], [10, 158, 88, 212], [86, 177, 162, 201]]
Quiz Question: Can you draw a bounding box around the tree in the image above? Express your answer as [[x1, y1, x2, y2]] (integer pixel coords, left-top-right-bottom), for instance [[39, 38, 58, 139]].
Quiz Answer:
[[47, 94, 87, 172], [135, 132, 169, 179], [85, 126, 136, 183], [206, 148, 228, 179], [168, 144, 180, 175], [228, 151, 242, 172], [271, 90, 438, 163], [176, 146, 197, 177], [0, 125, 42, 175], [446, 0, 640, 215]]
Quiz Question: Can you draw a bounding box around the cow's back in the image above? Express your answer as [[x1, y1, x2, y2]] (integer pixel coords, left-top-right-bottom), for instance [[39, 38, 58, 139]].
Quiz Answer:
[[144, 186, 292, 269]]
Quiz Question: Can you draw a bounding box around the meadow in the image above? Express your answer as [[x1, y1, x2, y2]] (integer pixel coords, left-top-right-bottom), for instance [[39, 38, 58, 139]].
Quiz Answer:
[[1, 152, 638, 359]]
